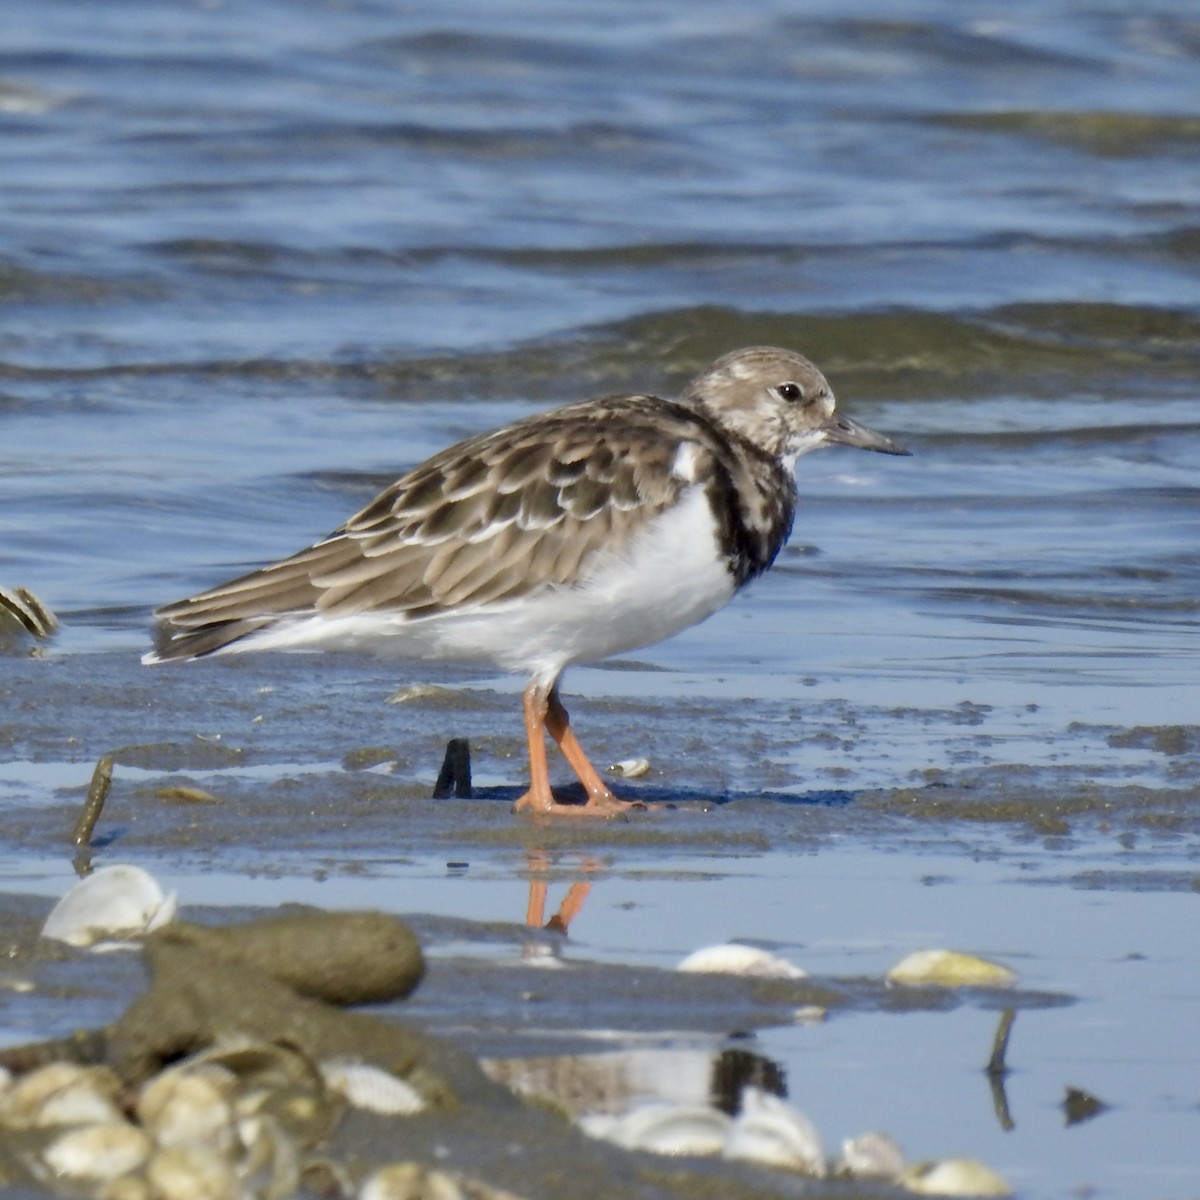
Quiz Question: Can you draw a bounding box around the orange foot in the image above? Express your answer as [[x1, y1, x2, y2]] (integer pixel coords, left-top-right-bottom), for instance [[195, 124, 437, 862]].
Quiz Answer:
[[511, 680, 648, 818], [512, 789, 645, 818]]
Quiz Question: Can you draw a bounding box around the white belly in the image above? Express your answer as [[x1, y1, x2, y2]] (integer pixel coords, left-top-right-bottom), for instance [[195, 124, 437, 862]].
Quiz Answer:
[[432, 485, 737, 681], [230, 486, 737, 684]]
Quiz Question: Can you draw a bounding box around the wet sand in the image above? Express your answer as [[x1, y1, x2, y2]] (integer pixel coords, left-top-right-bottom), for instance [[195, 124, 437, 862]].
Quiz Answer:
[[1, 643, 1198, 1195]]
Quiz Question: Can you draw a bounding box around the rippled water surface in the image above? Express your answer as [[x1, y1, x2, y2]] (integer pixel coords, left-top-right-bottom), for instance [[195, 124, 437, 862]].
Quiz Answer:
[[2, 2, 1199, 1197]]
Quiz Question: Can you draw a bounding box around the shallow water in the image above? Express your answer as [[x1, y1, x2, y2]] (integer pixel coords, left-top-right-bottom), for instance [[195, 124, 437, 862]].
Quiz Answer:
[[2, 830, 1198, 1198], [2, 1, 1199, 1197]]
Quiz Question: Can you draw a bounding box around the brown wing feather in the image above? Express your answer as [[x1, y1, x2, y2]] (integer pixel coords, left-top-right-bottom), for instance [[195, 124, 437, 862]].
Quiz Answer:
[[151, 396, 704, 659]]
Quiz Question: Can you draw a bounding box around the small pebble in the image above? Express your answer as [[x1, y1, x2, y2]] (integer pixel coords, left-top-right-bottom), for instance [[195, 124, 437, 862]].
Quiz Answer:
[[154, 786, 222, 805]]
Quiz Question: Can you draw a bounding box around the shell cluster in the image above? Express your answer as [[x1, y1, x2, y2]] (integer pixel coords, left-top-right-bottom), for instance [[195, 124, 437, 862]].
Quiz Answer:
[[0, 1043, 517, 1200]]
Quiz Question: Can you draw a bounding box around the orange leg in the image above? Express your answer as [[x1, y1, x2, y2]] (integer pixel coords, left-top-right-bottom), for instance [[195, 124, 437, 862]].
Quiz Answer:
[[523, 851, 600, 933], [512, 683, 557, 814], [525, 878, 549, 926], [544, 881, 592, 933], [544, 688, 623, 806], [524, 877, 591, 932], [512, 680, 643, 817]]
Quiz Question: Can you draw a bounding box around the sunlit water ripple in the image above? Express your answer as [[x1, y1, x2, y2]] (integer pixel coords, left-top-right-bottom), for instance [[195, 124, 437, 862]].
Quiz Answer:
[[2, 2, 1199, 1196]]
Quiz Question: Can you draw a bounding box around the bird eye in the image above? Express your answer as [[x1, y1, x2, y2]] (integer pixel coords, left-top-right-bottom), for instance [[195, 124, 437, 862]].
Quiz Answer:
[[777, 382, 802, 402]]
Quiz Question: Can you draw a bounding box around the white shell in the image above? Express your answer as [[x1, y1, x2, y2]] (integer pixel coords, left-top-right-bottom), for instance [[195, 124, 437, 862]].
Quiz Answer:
[[2, 1062, 123, 1129], [41, 865, 177, 948], [100, 1175, 155, 1200], [581, 1103, 732, 1157], [887, 950, 1016, 989], [900, 1157, 1013, 1196], [320, 1060, 426, 1115], [359, 1163, 464, 1200], [677, 943, 806, 979], [41, 1122, 153, 1181], [237, 1113, 302, 1199], [144, 1143, 241, 1200], [136, 1069, 237, 1150], [608, 757, 651, 778], [841, 1130, 906, 1178], [35, 1083, 125, 1129], [724, 1087, 824, 1175]]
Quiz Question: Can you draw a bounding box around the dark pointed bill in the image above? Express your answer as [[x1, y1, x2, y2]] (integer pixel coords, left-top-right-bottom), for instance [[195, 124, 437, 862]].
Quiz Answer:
[[821, 414, 910, 456]]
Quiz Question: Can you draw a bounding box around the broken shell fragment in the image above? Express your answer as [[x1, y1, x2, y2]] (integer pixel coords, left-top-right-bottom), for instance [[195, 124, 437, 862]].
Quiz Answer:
[[677, 943, 806, 979], [899, 1157, 1013, 1196], [386, 683, 463, 706], [840, 1130, 906, 1178], [887, 950, 1016, 989], [0, 584, 57, 638], [154, 785, 222, 805], [41, 864, 177, 948], [237, 1112, 303, 1198]]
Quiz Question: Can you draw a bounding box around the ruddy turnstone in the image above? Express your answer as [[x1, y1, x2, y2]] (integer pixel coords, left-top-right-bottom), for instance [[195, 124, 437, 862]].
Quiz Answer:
[[145, 346, 908, 816]]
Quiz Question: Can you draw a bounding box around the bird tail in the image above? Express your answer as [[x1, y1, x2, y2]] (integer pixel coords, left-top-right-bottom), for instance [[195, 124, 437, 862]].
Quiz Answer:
[[143, 616, 276, 664]]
